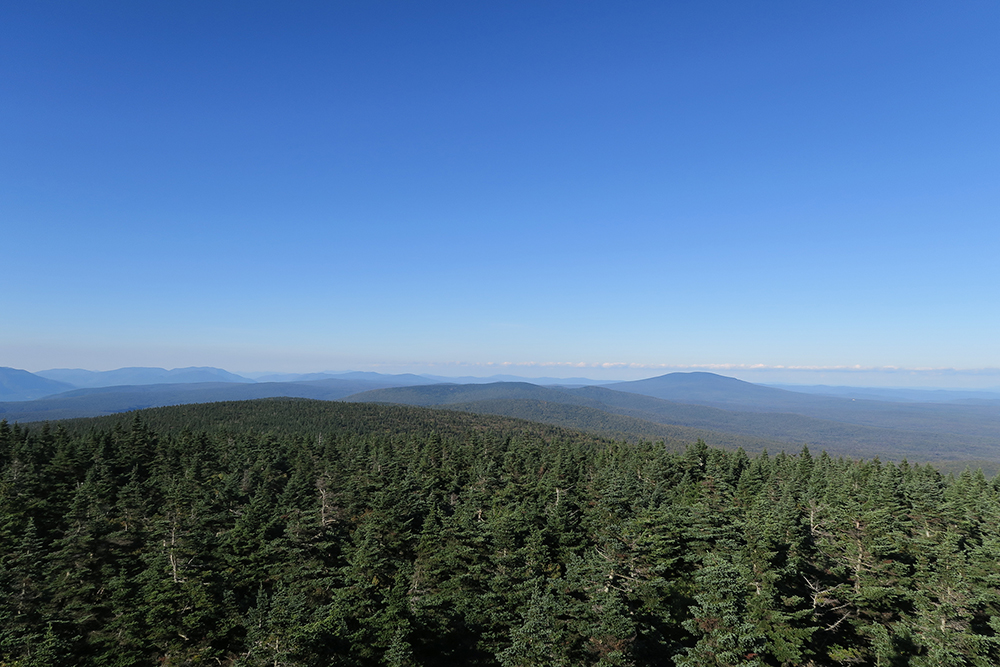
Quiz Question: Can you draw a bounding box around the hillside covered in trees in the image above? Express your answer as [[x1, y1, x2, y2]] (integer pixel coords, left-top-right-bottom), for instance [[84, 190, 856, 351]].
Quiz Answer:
[[2, 399, 1000, 665]]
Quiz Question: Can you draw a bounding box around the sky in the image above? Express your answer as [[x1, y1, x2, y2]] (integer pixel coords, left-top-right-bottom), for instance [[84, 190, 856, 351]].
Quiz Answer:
[[2, 1, 999, 387]]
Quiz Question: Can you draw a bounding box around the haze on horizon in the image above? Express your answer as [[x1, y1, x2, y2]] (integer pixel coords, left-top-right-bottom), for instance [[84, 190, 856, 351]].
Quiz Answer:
[[3, 2, 998, 390]]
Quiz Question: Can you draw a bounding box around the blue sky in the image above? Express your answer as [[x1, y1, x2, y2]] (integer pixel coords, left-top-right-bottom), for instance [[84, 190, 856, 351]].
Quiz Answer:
[[3, 2, 999, 386]]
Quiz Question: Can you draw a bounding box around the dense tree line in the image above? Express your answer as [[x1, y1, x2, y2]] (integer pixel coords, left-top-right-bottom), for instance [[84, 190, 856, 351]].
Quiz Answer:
[[1, 401, 999, 665]]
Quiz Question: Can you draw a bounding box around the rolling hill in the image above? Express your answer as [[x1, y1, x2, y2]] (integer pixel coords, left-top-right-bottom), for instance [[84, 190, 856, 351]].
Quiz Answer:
[[611, 373, 1000, 437], [0, 377, 437, 422], [609, 371, 869, 412], [0, 366, 75, 401], [439, 397, 788, 453], [343, 380, 1000, 470], [6, 368, 999, 472]]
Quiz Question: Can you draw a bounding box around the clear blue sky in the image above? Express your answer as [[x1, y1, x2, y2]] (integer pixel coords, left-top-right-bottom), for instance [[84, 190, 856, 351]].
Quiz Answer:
[[3, 2, 999, 386]]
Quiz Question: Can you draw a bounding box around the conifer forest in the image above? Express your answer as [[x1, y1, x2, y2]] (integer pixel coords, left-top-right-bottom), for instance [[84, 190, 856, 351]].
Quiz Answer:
[[2, 398, 999, 666]]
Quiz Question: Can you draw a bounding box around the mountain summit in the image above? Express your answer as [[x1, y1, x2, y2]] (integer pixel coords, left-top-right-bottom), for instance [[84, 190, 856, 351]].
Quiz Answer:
[[0, 367, 75, 401], [607, 371, 853, 412]]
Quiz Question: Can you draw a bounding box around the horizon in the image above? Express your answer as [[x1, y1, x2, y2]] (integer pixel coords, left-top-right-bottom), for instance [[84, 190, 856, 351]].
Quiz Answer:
[[11, 363, 1000, 391], [4, 3, 998, 389]]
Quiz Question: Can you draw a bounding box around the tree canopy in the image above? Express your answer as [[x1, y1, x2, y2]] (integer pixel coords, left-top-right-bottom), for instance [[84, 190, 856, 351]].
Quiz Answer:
[[1, 400, 999, 665]]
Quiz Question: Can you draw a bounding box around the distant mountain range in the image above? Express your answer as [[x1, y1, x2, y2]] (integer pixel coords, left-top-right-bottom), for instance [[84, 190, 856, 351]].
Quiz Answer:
[[340, 378, 1000, 470], [418, 374, 618, 386], [0, 367, 75, 401], [3, 366, 1000, 473], [0, 366, 616, 402], [35, 366, 255, 388], [766, 383, 1000, 403], [245, 371, 437, 385], [0, 376, 434, 422]]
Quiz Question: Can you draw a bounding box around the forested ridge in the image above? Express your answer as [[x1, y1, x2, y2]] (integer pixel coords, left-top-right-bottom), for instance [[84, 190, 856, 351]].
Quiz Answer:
[[2, 400, 1000, 665]]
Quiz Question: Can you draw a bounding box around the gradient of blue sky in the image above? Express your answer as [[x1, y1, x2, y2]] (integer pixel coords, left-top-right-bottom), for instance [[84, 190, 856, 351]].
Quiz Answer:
[[3, 2, 999, 385]]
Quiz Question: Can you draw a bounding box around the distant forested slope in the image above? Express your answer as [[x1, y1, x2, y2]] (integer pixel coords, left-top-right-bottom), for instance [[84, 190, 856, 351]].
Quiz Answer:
[[346, 382, 1000, 471], [9, 372, 1000, 473], [0, 378, 426, 423], [2, 400, 1000, 665], [610, 373, 1000, 436], [53, 397, 602, 445], [440, 397, 784, 452]]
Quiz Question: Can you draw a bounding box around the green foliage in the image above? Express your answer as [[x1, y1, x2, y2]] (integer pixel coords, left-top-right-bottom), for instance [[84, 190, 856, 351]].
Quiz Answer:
[[1, 400, 999, 665]]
